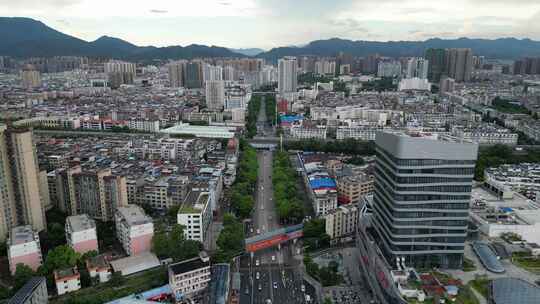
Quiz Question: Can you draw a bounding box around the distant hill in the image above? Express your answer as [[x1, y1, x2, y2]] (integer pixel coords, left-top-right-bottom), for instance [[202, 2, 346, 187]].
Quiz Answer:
[[3, 17, 540, 61], [0, 17, 245, 59], [229, 48, 265, 56], [257, 37, 540, 61]]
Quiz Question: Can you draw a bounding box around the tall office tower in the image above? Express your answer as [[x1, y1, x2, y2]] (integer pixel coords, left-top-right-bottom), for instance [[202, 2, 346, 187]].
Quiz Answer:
[[184, 61, 203, 89], [168, 61, 185, 88], [104, 61, 136, 89], [377, 61, 402, 77], [223, 66, 235, 81], [20, 65, 42, 89], [202, 64, 223, 82], [439, 77, 456, 95], [72, 168, 128, 222], [0, 126, 46, 241], [278, 56, 298, 94], [446, 48, 473, 82], [425, 48, 447, 83], [205, 80, 225, 111], [372, 132, 478, 269], [406, 58, 429, 79]]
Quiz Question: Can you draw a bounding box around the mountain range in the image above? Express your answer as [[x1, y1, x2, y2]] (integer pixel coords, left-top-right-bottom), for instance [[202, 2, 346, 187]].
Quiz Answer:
[[0, 17, 245, 60], [229, 48, 265, 56], [2, 17, 540, 60]]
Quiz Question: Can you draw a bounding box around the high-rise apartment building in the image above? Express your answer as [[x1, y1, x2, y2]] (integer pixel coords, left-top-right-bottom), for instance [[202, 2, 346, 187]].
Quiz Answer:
[[406, 58, 429, 79], [446, 48, 473, 82], [425, 48, 447, 83], [315, 59, 336, 75], [278, 56, 298, 94], [202, 64, 223, 82], [205, 80, 225, 111], [222, 66, 235, 81], [377, 61, 402, 77], [0, 126, 46, 241], [372, 132, 478, 269], [72, 169, 128, 222], [439, 77, 456, 95], [184, 61, 203, 89], [104, 61, 136, 89], [20, 65, 41, 89], [363, 54, 380, 74], [513, 57, 540, 75], [168, 61, 186, 88]]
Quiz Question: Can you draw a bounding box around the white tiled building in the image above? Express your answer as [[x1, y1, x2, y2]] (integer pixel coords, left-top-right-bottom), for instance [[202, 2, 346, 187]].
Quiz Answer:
[[177, 190, 212, 244]]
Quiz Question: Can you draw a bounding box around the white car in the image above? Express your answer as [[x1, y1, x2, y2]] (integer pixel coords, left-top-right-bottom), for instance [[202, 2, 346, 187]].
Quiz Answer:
[[256, 229, 260, 234], [273, 282, 278, 289], [256, 259, 260, 266], [301, 284, 305, 292], [271, 255, 276, 261], [256, 272, 260, 280]]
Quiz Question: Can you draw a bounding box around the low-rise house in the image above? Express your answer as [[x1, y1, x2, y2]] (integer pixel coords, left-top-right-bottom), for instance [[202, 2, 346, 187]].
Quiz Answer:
[[54, 267, 81, 296]]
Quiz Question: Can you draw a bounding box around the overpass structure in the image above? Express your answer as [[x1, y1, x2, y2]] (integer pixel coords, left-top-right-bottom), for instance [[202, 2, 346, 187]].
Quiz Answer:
[[244, 224, 303, 252], [249, 143, 277, 150]]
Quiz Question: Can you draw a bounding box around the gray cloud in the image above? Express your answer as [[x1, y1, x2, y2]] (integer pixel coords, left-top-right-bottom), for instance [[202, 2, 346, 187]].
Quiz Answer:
[[149, 9, 168, 14], [329, 18, 370, 34], [0, 0, 81, 8]]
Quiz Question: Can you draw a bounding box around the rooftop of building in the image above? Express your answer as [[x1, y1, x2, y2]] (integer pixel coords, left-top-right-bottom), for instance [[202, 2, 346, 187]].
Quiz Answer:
[[470, 187, 540, 225], [86, 254, 111, 271], [54, 267, 80, 281], [179, 190, 210, 214], [9, 225, 38, 246], [168, 255, 210, 275], [116, 205, 152, 226], [67, 214, 96, 232], [109, 252, 160, 275]]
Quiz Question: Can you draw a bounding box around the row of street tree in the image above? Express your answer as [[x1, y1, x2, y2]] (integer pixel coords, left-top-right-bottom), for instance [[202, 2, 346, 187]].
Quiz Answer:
[[272, 151, 304, 224]]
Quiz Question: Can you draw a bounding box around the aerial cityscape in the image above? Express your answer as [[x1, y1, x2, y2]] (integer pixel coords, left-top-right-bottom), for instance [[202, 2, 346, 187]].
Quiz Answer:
[[2, 2, 540, 304]]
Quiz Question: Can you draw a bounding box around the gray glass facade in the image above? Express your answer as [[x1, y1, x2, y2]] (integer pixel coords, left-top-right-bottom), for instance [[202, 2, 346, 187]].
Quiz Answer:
[[372, 132, 478, 269]]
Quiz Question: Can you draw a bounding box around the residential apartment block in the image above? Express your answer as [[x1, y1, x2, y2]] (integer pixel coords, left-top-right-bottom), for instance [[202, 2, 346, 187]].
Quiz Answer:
[[115, 205, 154, 256], [65, 214, 98, 254], [7, 226, 43, 275], [325, 204, 359, 239]]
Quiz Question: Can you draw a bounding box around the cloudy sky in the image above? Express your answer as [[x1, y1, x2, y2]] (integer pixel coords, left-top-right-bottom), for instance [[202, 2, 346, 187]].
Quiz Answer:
[[2, 0, 540, 49]]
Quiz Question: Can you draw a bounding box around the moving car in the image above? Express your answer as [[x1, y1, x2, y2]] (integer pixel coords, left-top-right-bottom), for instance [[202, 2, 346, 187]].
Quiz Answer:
[[273, 282, 278, 289]]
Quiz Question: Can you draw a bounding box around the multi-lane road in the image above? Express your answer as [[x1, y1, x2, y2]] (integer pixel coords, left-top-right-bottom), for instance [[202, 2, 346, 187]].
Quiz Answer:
[[239, 96, 309, 304]]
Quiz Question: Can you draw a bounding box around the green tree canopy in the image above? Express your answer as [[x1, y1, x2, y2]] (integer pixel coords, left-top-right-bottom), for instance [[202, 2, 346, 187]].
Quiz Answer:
[[42, 245, 80, 274], [13, 264, 35, 291]]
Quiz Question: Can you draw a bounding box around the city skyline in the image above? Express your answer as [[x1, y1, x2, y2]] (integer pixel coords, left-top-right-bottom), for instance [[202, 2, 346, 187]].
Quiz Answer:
[[2, 0, 540, 49]]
